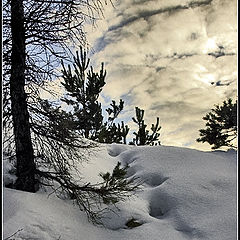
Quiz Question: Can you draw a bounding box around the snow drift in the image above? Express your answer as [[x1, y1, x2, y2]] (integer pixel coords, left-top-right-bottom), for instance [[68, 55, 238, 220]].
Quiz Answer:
[[3, 144, 237, 240]]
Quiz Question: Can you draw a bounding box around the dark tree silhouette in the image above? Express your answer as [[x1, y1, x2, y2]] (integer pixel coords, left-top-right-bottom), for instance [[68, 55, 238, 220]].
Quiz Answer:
[[3, 0, 109, 192], [61, 48, 106, 139], [4, 0, 141, 223], [197, 98, 237, 149], [61, 48, 128, 143], [131, 107, 161, 146], [9, 0, 36, 191]]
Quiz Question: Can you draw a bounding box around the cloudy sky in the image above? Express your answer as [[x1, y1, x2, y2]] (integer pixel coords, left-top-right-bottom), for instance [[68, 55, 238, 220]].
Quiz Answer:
[[85, 0, 237, 150]]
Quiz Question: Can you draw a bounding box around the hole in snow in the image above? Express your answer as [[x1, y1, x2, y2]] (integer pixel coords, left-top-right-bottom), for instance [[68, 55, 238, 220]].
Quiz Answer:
[[148, 190, 175, 219], [149, 205, 165, 219], [144, 173, 169, 187], [125, 218, 143, 229]]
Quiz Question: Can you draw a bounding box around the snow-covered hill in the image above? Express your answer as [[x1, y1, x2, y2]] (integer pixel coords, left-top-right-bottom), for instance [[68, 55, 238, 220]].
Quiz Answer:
[[3, 145, 237, 240]]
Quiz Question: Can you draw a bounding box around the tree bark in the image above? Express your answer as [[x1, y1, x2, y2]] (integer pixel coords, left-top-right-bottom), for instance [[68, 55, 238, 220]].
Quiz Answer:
[[10, 0, 36, 192]]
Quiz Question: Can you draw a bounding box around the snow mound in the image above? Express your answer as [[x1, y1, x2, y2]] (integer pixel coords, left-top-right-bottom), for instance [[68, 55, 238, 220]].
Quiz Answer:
[[102, 145, 237, 240], [3, 145, 237, 240]]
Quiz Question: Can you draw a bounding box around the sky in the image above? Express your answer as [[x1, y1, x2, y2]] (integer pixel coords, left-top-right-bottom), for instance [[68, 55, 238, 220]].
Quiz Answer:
[[84, 0, 237, 150]]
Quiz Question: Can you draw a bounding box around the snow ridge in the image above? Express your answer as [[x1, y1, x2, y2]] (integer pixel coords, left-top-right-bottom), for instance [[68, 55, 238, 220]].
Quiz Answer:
[[3, 144, 237, 240]]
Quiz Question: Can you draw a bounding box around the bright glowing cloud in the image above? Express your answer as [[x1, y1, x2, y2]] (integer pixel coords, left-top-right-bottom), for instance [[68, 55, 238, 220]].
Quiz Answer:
[[85, 0, 237, 150]]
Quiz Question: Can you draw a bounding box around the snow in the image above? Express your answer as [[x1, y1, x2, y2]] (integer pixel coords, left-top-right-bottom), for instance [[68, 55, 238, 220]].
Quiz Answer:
[[3, 144, 237, 240], [3, 154, 17, 187]]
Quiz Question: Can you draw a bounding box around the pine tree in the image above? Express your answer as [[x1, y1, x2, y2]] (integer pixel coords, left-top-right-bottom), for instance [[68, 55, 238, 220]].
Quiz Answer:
[[4, 0, 111, 192], [4, 0, 140, 224], [61, 49, 129, 143], [61, 48, 106, 139], [10, 0, 36, 192], [132, 107, 161, 146], [196, 98, 237, 149], [29, 97, 140, 224], [98, 100, 130, 144]]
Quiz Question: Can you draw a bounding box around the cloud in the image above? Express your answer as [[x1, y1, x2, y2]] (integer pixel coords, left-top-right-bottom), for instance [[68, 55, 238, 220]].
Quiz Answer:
[[87, 0, 237, 150]]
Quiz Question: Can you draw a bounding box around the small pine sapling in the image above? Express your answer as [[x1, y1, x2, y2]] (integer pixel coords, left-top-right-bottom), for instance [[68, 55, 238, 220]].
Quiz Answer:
[[61, 47, 106, 139], [132, 107, 161, 146], [98, 100, 129, 144], [61, 49, 128, 144]]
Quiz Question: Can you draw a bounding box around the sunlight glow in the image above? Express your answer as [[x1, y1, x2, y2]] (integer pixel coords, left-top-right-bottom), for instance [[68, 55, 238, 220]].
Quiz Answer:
[[194, 72, 216, 85], [202, 38, 218, 54]]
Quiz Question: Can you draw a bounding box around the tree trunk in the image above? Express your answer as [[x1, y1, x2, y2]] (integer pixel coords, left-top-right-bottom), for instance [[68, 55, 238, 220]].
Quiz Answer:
[[10, 0, 36, 192]]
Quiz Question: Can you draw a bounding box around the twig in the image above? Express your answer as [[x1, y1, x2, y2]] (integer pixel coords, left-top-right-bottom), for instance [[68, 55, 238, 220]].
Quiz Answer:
[[4, 228, 23, 240]]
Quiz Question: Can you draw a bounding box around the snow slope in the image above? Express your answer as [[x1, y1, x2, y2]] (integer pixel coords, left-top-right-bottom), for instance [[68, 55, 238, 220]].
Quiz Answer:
[[3, 145, 237, 240]]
